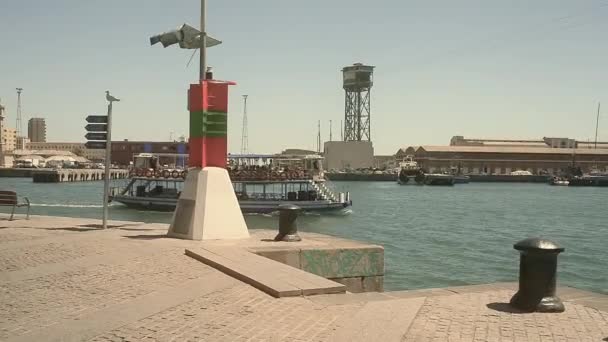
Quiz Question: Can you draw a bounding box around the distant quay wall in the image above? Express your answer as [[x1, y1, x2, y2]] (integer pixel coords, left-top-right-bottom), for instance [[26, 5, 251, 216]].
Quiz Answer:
[[326, 173, 397, 181], [0, 168, 36, 177], [33, 169, 129, 183], [326, 172, 551, 183], [0, 168, 129, 182], [468, 174, 550, 183]]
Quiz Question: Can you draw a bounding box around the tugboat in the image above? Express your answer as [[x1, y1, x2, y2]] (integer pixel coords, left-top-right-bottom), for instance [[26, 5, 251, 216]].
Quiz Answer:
[[397, 156, 425, 185], [397, 156, 457, 185], [110, 153, 352, 213]]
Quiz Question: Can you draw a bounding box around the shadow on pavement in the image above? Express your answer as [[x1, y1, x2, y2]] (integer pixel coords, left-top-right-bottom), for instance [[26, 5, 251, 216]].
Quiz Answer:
[[79, 223, 136, 229], [124, 234, 168, 240], [486, 302, 527, 314], [44, 227, 101, 232]]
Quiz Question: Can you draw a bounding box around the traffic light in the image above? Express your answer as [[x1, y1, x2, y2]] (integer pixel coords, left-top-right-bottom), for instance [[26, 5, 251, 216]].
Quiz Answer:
[[149, 23, 221, 49], [85, 115, 108, 149]]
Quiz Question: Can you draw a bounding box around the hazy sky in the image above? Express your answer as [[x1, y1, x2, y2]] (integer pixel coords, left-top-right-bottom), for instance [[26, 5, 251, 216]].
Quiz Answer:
[[1, 0, 606, 154]]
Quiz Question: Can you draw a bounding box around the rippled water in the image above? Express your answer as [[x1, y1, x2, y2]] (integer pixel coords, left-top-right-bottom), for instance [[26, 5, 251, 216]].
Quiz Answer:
[[1, 177, 606, 294]]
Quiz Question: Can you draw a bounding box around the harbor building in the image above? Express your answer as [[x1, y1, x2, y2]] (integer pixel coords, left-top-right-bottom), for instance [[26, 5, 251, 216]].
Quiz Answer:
[[110, 140, 188, 166], [26, 142, 105, 162], [1, 126, 17, 152], [16, 136, 29, 150], [27, 118, 46, 142], [450, 135, 608, 150], [396, 145, 608, 175], [324, 141, 374, 170]]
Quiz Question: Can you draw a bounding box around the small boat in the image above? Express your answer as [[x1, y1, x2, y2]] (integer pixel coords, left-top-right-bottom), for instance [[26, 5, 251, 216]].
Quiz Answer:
[[110, 153, 352, 214], [397, 156, 424, 185], [549, 177, 569, 186], [423, 174, 455, 186], [453, 175, 471, 184], [567, 175, 608, 187]]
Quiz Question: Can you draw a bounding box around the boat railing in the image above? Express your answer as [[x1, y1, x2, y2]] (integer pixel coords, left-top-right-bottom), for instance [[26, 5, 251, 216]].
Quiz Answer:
[[228, 169, 314, 182], [129, 168, 187, 179], [235, 191, 285, 201], [109, 186, 125, 197]]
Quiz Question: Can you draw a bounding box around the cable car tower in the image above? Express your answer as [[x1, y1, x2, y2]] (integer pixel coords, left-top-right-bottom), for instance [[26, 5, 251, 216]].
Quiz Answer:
[[342, 63, 374, 141]]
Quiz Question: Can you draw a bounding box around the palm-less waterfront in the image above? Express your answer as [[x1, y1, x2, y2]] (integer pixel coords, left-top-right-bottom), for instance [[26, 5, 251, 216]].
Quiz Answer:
[[1, 177, 606, 294]]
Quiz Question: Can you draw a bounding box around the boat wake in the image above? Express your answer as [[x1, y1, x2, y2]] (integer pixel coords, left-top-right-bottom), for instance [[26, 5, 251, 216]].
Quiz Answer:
[[331, 208, 353, 216], [31, 203, 118, 208], [244, 213, 274, 218]]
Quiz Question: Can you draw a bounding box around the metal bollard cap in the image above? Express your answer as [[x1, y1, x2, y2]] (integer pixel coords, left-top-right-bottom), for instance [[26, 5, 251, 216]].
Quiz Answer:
[[514, 238, 564, 253], [277, 203, 301, 212]]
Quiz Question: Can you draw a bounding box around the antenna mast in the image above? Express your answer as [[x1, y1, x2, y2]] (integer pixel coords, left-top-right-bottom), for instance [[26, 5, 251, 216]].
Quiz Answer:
[[317, 120, 321, 153], [16, 88, 23, 140], [595, 102, 601, 149], [240, 95, 249, 154], [329, 119, 333, 141]]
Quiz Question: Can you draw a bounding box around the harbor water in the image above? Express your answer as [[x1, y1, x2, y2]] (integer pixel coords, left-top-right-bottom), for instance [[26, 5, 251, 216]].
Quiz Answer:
[[1, 177, 606, 294]]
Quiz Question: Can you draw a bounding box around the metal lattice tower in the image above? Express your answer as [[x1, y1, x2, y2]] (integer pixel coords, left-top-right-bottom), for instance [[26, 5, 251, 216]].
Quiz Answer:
[[342, 63, 374, 141], [15, 88, 23, 138], [240, 95, 249, 154]]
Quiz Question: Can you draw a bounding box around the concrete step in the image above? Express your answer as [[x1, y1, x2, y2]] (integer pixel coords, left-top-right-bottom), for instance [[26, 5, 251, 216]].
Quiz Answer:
[[185, 246, 346, 298]]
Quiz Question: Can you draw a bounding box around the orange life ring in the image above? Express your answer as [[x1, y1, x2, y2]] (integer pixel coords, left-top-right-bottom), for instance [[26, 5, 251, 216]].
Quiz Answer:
[[290, 172, 298, 179], [180, 171, 187, 179], [162, 170, 170, 178], [171, 170, 179, 178], [145, 170, 153, 178], [154, 170, 162, 178]]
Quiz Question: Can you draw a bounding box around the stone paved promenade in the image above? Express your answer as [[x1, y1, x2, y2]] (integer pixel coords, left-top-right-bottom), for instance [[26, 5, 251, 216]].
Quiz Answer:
[[1, 215, 607, 342]]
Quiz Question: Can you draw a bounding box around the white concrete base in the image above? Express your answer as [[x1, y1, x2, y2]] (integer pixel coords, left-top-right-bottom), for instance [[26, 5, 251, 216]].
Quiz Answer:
[[168, 167, 249, 240]]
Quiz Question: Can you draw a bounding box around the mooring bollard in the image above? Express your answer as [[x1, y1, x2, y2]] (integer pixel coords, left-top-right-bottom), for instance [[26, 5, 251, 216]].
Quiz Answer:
[[510, 237, 565, 312], [274, 204, 302, 242]]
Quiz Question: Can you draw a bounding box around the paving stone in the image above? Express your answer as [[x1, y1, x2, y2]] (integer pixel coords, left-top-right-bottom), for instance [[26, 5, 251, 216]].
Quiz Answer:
[[1, 214, 607, 342]]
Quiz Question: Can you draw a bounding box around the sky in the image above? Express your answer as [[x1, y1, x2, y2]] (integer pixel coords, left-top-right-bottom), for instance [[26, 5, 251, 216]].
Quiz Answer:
[[0, 0, 607, 155]]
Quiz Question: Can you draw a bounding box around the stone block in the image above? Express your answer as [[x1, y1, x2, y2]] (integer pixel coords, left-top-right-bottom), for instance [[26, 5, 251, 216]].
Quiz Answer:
[[362, 275, 384, 292], [331, 277, 364, 293], [252, 249, 301, 269], [300, 247, 384, 278]]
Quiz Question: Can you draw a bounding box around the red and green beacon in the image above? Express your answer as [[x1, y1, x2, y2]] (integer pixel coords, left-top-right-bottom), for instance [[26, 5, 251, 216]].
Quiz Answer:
[[187, 78, 235, 168]]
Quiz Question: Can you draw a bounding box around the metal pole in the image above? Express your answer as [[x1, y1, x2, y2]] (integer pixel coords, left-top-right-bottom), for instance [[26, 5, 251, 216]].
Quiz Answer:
[[102, 102, 113, 229], [241, 95, 248, 154], [199, 0, 207, 81], [595, 102, 600, 149], [329, 119, 332, 141]]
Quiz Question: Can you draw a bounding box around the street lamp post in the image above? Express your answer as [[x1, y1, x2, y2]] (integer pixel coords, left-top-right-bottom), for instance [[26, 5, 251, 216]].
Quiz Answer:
[[103, 91, 119, 229]]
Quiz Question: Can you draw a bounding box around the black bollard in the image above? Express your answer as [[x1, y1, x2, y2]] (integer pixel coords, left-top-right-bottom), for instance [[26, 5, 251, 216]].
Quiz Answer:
[[510, 238, 565, 312], [274, 204, 302, 242]]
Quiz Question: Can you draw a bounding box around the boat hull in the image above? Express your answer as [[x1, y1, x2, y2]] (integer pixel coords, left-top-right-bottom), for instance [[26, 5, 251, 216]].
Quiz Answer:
[[423, 174, 455, 186], [567, 176, 608, 187], [453, 175, 470, 184], [111, 195, 351, 214]]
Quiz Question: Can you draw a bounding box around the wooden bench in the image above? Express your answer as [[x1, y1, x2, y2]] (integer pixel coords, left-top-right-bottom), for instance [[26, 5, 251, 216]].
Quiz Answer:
[[0, 191, 30, 221]]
